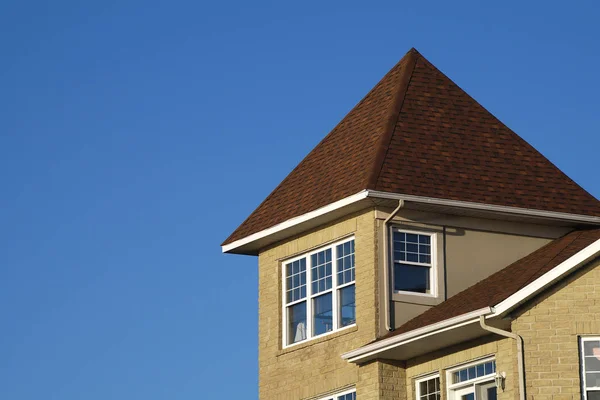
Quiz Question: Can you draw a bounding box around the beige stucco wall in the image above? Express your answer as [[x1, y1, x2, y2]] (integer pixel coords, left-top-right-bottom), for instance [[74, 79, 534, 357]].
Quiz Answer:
[[511, 257, 600, 400], [258, 208, 380, 399], [379, 209, 566, 331]]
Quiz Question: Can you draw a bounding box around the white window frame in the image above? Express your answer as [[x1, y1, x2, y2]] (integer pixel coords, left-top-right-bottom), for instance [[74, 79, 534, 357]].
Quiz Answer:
[[416, 373, 441, 400], [580, 336, 600, 400], [316, 388, 356, 400], [446, 357, 496, 400], [390, 227, 437, 297], [281, 236, 356, 348]]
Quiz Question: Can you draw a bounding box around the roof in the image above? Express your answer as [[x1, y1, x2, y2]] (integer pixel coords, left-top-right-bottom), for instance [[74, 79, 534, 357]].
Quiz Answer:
[[223, 48, 600, 247], [380, 227, 600, 340]]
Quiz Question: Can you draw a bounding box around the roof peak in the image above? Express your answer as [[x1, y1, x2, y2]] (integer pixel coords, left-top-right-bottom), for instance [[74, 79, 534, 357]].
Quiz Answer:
[[223, 48, 600, 249]]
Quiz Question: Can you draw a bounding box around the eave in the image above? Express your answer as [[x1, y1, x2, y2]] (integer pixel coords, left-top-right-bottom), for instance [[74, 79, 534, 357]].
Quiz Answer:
[[222, 190, 600, 255]]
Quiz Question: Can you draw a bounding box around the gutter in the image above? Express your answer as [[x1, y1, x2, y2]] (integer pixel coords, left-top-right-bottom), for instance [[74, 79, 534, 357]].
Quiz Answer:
[[342, 307, 494, 363], [479, 316, 525, 400], [367, 190, 600, 224], [222, 190, 600, 254], [383, 200, 404, 332]]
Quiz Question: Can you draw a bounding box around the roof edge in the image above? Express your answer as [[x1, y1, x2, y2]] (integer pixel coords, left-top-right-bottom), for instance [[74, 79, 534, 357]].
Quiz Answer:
[[342, 307, 494, 363], [221, 190, 369, 253], [222, 190, 600, 254], [342, 236, 600, 364], [366, 48, 419, 189], [493, 236, 600, 316], [368, 190, 600, 224]]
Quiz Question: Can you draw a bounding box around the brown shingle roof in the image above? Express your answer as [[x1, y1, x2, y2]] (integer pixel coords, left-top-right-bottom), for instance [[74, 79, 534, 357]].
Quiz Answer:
[[223, 48, 600, 246], [380, 228, 600, 340]]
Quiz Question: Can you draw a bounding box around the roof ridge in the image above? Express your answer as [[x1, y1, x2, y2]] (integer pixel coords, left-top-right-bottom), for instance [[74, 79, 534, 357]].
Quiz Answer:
[[220, 51, 416, 247], [366, 48, 419, 189]]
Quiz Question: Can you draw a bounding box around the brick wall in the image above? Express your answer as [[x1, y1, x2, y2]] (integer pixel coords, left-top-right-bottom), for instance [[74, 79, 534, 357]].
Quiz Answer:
[[405, 336, 517, 400], [512, 257, 600, 400], [258, 209, 380, 399]]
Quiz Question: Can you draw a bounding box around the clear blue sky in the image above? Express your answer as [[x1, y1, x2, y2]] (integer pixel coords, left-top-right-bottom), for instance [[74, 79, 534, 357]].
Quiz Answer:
[[1, 1, 599, 398]]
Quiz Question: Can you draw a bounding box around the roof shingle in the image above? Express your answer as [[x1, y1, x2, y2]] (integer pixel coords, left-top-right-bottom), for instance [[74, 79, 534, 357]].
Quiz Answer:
[[223, 48, 600, 246], [380, 228, 600, 340]]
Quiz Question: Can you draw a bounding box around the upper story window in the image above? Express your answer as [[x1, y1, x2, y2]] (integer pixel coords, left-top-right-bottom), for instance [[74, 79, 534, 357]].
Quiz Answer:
[[283, 237, 356, 347], [447, 358, 497, 400], [580, 337, 600, 400], [392, 229, 435, 295], [416, 374, 440, 400]]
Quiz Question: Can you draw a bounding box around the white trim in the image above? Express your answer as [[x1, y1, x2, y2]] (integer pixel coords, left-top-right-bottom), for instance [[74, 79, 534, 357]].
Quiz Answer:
[[222, 190, 369, 253], [282, 237, 356, 349], [341, 307, 493, 362], [415, 373, 440, 400], [315, 387, 356, 400], [222, 189, 600, 253], [367, 190, 600, 224], [391, 227, 437, 297], [492, 238, 600, 316], [446, 357, 496, 400], [579, 335, 600, 400], [446, 357, 496, 389]]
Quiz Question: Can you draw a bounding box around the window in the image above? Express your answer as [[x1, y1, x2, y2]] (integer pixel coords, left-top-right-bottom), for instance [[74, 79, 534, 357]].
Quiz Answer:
[[416, 375, 440, 400], [392, 229, 435, 294], [283, 238, 356, 346], [580, 337, 600, 400], [447, 359, 497, 400], [317, 389, 356, 400]]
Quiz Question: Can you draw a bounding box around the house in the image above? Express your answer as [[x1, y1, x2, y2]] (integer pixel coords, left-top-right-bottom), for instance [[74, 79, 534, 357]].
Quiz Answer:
[[221, 48, 600, 400]]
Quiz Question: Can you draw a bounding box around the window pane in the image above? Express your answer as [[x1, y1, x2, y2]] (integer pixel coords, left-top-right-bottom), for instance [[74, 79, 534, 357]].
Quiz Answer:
[[312, 249, 332, 294], [476, 363, 484, 376], [394, 263, 430, 293], [286, 259, 306, 303], [584, 357, 600, 373], [287, 302, 306, 344], [484, 361, 494, 375], [468, 367, 476, 379], [585, 341, 600, 357], [313, 293, 333, 336], [339, 284, 356, 327], [337, 240, 356, 285], [588, 373, 600, 388], [588, 391, 600, 400], [486, 387, 497, 400], [419, 381, 428, 395], [393, 231, 432, 266]]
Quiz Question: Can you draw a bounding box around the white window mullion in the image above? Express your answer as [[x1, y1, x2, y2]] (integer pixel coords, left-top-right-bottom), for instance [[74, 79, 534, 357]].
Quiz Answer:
[[332, 243, 339, 331], [306, 255, 313, 339], [281, 237, 355, 348]]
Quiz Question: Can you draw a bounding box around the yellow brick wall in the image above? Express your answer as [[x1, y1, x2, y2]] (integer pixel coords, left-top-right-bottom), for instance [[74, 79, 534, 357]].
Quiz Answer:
[[511, 258, 600, 400], [258, 208, 380, 399], [357, 359, 406, 400], [405, 336, 517, 400]]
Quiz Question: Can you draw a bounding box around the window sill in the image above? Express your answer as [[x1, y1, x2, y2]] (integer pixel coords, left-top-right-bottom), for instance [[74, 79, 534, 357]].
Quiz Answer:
[[277, 324, 358, 356], [392, 291, 443, 306]]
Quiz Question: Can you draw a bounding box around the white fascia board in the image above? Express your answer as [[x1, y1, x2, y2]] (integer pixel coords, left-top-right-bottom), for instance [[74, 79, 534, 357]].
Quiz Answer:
[[367, 190, 600, 224], [492, 238, 600, 316], [221, 190, 369, 253], [223, 189, 600, 254], [341, 307, 493, 363]]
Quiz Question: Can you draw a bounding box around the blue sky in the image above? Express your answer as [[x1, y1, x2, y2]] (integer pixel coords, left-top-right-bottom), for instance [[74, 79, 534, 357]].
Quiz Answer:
[[1, 1, 599, 398]]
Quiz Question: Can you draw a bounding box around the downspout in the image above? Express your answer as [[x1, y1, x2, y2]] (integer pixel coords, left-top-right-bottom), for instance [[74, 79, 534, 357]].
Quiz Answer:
[[479, 316, 525, 400], [383, 200, 404, 331]]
